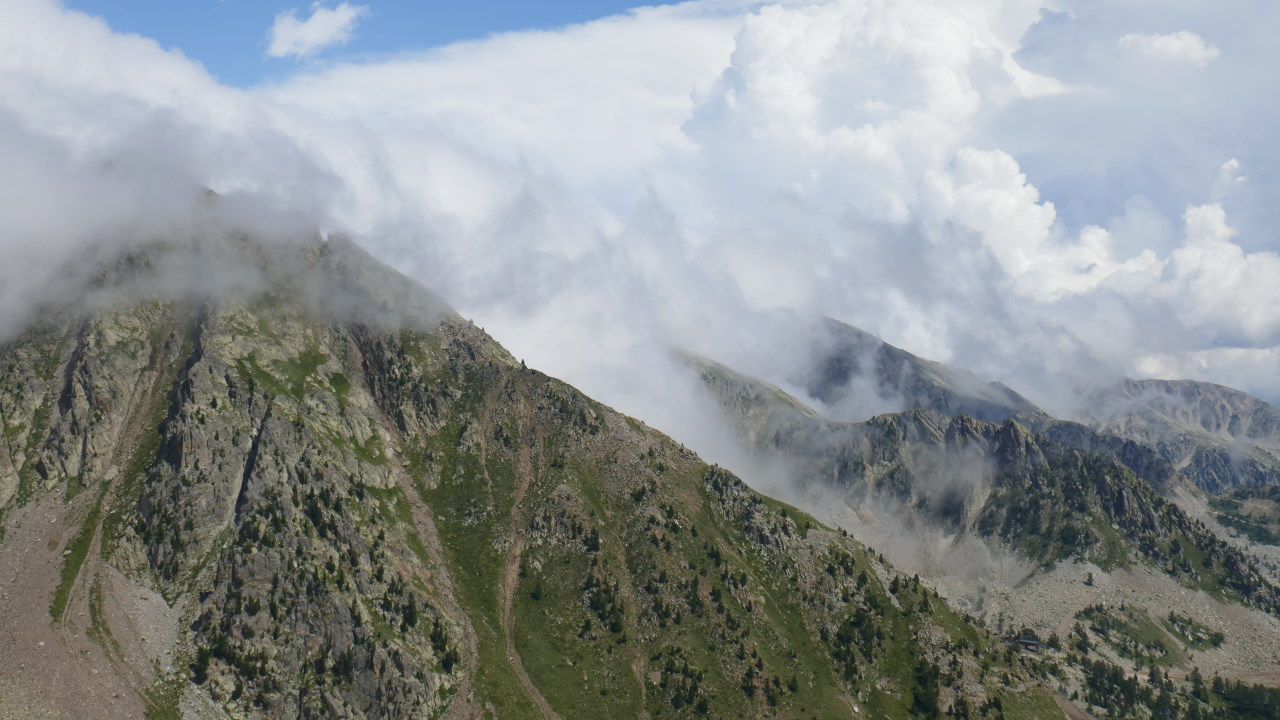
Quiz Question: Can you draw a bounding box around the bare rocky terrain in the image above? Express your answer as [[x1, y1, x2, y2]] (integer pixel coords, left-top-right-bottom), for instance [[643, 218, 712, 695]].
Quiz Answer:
[[1081, 379, 1280, 492]]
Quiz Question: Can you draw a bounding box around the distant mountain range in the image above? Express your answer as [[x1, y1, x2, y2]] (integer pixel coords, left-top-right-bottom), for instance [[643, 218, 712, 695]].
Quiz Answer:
[[802, 316, 1280, 493], [1082, 378, 1280, 492], [685, 318, 1280, 705], [692, 352, 1278, 600]]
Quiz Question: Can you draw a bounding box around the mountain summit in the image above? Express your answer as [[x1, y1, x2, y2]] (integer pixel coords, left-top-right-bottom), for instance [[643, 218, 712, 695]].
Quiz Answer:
[[802, 317, 1046, 426]]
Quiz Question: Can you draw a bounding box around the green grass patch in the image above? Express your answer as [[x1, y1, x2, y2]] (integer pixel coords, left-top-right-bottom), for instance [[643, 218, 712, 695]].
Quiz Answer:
[[1000, 688, 1063, 720], [86, 576, 121, 656], [63, 473, 88, 502], [1077, 604, 1186, 667], [1211, 497, 1241, 513], [353, 431, 390, 466], [421, 434, 543, 718], [1088, 519, 1131, 571], [233, 353, 289, 398], [360, 597, 403, 644], [143, 669, 186, 720], [513, 551, 643, 717], [1213, 510, 1280, 546], [273, 343, 328, 400], [1172, 533, 1239, 603], [51, 487, 105, 621], [329, 372, 351, 404], [405, 531, 432, 567], [367, 485, 411, 524], [366, 486, 434, 567], [1, 419, 24, 444]]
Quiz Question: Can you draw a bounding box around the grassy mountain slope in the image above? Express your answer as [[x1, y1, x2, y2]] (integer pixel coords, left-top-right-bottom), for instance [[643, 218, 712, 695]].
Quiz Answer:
[[0, 234, 1055, 720]]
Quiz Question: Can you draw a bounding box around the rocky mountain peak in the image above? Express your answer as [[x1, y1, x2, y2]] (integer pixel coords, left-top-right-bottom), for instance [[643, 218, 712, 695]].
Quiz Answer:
[[0, 231, 1062, 720]]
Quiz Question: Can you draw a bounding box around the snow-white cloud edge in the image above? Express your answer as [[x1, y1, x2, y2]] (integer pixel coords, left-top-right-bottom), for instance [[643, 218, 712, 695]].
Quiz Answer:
[[268, 2, 369, 59]]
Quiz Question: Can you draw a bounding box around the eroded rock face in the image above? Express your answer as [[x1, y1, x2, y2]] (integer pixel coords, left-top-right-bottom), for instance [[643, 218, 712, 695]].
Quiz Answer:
[[138, 306, 454, 719], [1082, 378, 1280, 492]]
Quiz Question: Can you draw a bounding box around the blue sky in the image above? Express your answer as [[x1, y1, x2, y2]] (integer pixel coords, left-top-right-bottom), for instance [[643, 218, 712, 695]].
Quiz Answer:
[[64, 0, 668, 86]]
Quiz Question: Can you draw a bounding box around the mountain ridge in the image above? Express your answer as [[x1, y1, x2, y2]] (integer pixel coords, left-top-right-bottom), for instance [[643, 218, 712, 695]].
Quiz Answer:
[[1082, 378, 1280, 492], [798, 316, 1280, 494], [802, 317, 1048, 427], [0, 232, 1059, 720], [686, 353, 1280, 666]]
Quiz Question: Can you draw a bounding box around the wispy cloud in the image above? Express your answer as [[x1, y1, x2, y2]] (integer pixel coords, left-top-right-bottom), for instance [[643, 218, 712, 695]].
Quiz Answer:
[[1119, 31, 1220, 67], [267, 2, 369, 59]]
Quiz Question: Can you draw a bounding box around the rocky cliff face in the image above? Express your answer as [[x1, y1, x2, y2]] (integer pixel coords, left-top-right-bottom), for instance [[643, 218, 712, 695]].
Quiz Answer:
[[0, 233, 1056, 720], [1082, 379, 1280, 492]]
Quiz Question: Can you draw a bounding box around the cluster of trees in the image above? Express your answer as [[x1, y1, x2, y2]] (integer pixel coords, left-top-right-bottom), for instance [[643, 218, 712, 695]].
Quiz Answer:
[[428, 617, 460, 673], [658, 653, 709, 714], [583, 573, 625, 634], [1071, 654, 1280, 720]]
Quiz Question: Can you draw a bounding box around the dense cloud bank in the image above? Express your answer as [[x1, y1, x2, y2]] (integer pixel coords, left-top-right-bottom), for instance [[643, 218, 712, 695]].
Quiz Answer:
[[2, 0, 1278, 448]]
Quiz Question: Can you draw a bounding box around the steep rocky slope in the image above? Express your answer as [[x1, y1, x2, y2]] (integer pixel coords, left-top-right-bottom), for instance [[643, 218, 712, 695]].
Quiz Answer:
[[0, 233, 1060, 720], [689, 356, 1280, 629], [1082, 379, 1280, 492], [798, 319, 1179, 490], [802, 318, 1046, 426], [806, 319, 1280, 493]]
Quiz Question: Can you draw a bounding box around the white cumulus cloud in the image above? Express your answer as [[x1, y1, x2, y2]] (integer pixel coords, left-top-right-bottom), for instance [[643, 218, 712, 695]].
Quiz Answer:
[[268, 2, 369, 59], [1119, 30, 1220, 67], [3, 0, 1280, 441]]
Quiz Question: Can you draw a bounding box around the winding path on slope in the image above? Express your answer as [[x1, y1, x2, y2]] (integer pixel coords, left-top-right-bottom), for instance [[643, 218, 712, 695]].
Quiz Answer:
[[497, 384, 560, 720]]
